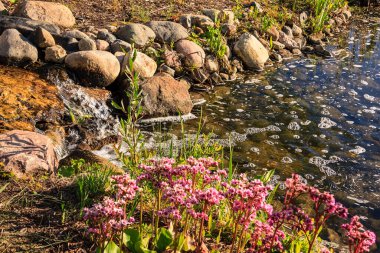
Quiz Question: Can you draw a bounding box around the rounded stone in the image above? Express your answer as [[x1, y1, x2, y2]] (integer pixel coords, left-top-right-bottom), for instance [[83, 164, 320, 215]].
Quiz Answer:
[[65, 51, 120, 87]]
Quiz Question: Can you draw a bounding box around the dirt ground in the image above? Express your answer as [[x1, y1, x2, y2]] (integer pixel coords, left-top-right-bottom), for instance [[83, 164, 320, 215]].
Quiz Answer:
[[2, 0, 239, 28]]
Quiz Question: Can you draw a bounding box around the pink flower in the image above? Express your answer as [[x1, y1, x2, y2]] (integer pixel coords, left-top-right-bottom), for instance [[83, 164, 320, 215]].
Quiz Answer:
[[342, 216, 376, 253]]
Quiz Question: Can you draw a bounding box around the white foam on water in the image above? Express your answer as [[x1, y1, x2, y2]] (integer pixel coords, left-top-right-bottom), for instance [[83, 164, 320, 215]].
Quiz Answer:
[[364, 94, 376, 102], [288, 121, 301, 130], [361, 80, 368, 85], [139, 113, 197, 123], [349, 146, 366, 155], [318, 117, 337, 129], [236, 109, 244, 112], [281, 157, 293, 163], [301, 120, 311, 126], [353, 65, 362, 68]]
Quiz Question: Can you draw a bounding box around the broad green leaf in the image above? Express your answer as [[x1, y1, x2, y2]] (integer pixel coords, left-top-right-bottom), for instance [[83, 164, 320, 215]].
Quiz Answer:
[[124, 228, 141, 250], [134, 240, 157, 253], [96, 241, 121, 253], [156, 227, 173, 252]]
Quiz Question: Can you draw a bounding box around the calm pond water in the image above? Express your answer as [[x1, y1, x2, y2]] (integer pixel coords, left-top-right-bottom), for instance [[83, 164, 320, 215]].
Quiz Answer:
[[123, 10, 380, 244]]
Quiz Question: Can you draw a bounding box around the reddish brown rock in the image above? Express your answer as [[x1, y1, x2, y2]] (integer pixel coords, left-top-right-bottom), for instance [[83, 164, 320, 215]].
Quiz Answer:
[[0, 130, 58, 178], [142, 73, 193, 116]]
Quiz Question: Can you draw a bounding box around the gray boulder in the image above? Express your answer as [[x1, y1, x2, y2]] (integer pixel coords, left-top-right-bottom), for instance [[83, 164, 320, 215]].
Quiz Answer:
[[146, 21, 188, 44], [63, 29, 89, 40], [13, 0, 75, 28], [0, 28, 38, 65], [180, 14, 214, 29], [65, 51, 120, 87], [233, 33, 269, 70], [110, 39, 132, 53], [97, 29, 117, 43], [202, 9, 220, 22], [78, 38, 97, 51], [0, 15, 60, 36], [115, 23, 155, 48]]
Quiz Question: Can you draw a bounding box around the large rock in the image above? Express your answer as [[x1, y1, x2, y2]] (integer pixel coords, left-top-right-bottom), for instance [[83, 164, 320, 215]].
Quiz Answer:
[[0, 130, 58, 177], [78, 38, 97, 51], [65, 51, 120, 87], [0, 28, 38, 65], [0, 66, 64, 133], [146, 21, 188, 44], [142, 73, 193, 116], [13, 0, 75, 28], [233, 33, 269, 70], [175, 39, 205, 68], [33, 27, 55, 48], [45, 45, 66, 63], [63, 29, 89, 40], [0, 15, 60, 37], [115, 23, 155, 48], [121, 51, 157, 79], [110, 39, 132, 53], [179, 14, 214, 29], [202, 9, 221, 22]]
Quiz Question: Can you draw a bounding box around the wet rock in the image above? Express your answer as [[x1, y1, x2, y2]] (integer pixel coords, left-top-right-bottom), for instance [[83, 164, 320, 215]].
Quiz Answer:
[[314, 45, 332, 57], [204, 55, 219, 73], [221, 23, 237, 36], [65, 51, 120, 87], [233, 33, 269, 70], [301, 45, 314, 54], [0, 15, 60, 36], [294, 36, 306, 48], [78, 38, 97, 51], [308, 32, 324, 45], [33, 27, 55, 48], [158, 64, 175, 76], [45, 45, 66, 63], [180, 14, 214, 29], [146, 21, 188, 44], [0, 66, 64, 132], [300, 11, 308, 25], [292, 24, 303, 37], [231, 58, 243, 72], [142, 73, 193, 116], [63, 29, 89, 40], [95, 39, 110, 51], [292, 48, 302, 56], [115, 23, 155, 48], [110, 39, 132, 53], [279, 49, 293, 59], [272, 41, 285, 50], [279, 31, 299, 50], [266, 26, 279, 41], [202, 9, 220, 22], [0, 130, 58, 178], [121, 51, 157, 79], [282, 26, 293, 38], [210, 72, 223, 85], [13, 0, 75, 28], [97, 29, 117, 43], [0, 28, 38, 65], [175, 39, 205, 69], [270, 52, 282, 62], [191, 68, 209, 83]]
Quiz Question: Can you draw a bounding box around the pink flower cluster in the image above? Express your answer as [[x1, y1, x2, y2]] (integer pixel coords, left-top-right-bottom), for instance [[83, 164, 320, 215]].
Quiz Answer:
[[222, 174, 273, 229], [83, 175, 139, 244], [247, 220, 285, 253], [83, 197, 135, 240], [342, 216, 376, 253]]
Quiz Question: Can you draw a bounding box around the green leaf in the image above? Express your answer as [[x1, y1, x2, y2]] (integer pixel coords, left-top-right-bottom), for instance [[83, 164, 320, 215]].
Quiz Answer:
[[124, 228, 141, 250], [156, 227, 173, 252], [97, 241, 121, 253], [0, 183, 9, 193], [134, 240, 157, 253]]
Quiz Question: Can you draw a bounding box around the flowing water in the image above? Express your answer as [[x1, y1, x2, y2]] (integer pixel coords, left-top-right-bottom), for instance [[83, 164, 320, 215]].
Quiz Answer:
[[115, 11, 380, 242]]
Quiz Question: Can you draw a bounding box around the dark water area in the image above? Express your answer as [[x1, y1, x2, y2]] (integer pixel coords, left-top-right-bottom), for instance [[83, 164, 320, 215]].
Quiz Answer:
[[132, 10, 380, 245]]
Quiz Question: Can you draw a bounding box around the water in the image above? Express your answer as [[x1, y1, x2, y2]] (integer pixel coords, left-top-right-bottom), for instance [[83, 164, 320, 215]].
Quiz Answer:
[[135, 11, 380, 241]]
